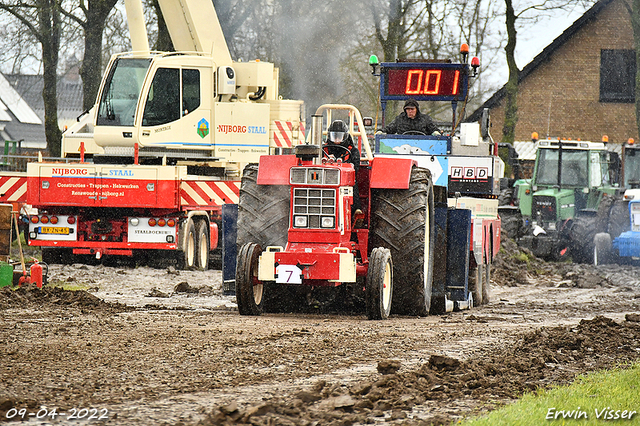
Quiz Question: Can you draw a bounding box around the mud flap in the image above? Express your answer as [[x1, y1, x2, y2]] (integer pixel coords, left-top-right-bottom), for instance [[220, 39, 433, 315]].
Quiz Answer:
[[446, 209, 471, 302], [222, 204, 238, 295]]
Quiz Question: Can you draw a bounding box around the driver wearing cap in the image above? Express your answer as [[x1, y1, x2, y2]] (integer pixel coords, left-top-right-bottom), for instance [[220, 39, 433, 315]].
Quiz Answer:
[[383, 99, 441, 136]]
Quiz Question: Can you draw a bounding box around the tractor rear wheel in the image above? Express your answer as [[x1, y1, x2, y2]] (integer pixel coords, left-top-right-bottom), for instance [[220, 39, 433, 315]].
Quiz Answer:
[[236, 164, 290, 250], [236, 243, 264, 315], [569, 215, 597, 264], [366, 247, 393, 320], [370, 167, 435, 316]]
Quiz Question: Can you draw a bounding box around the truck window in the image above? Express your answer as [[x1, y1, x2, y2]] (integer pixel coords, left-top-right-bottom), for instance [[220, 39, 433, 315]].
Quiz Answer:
[[142, 68, 181, 126], [182, 69, 200, 116], [96, 58, 151, 126], [625, 149, 640, 187]]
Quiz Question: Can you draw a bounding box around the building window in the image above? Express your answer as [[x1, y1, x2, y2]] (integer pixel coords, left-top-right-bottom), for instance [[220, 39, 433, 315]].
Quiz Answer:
[[600, 49, 635, 103]]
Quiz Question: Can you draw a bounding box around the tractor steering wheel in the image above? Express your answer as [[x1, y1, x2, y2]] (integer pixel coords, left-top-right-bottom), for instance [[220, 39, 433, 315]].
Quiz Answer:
[[402, 130, 427, 136], [323, 144, 351, 162]]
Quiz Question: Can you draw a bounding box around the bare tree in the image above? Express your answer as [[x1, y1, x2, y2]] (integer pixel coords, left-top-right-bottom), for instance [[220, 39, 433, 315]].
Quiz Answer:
[[62, 0, 118, 111], [0, 0, 64, 156]]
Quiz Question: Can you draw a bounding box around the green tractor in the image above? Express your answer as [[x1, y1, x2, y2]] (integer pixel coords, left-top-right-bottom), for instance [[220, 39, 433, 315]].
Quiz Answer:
[[498, 139, 620, 262]]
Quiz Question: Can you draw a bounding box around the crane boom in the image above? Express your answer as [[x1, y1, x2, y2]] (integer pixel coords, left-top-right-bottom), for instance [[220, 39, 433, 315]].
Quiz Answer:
[[157, 0, 232, 65]]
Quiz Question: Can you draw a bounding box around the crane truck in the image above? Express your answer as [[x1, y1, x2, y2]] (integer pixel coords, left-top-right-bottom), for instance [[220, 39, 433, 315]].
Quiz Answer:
[[235, 46, 502, 319], [4, 0, 305, 269]]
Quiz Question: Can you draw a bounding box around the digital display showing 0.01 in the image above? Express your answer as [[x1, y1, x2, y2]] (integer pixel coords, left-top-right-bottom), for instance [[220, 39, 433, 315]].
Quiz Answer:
[[383, 65, 466, 100]]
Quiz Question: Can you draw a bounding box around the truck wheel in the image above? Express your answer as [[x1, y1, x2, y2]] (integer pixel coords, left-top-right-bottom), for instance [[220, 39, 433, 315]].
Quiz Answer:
[[468, 262, 483, 307], [196, 220, 210, 271], [236, 243, 264, 315], [569, 216, 596, 264], [237, 164, 290, 249], [178, 218, 197, 270], [366, 247, 393, 320], [593, 232, 612, 266], [370, 167, 435, 316]]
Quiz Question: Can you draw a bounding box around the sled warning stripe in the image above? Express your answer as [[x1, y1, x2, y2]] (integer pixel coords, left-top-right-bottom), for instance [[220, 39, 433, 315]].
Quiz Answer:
[[0, 176, 27, 202], [180, 181, 240, 206], [273, 121, 293, 148]]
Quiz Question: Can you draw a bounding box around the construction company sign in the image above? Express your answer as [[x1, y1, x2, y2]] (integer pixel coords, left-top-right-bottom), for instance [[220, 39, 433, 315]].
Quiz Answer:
[[213, 102, 270, 163], [29, 164, 160, 208]]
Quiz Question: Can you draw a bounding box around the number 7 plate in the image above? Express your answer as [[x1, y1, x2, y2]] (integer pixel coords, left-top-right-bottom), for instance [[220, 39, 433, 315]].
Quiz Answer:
[[275, 264, 303, 284]]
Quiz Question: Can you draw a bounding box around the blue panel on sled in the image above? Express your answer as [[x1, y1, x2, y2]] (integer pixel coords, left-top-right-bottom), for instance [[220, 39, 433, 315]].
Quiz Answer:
[[432, 206, 448, 305], [446, 208, 471, 301], [222, 204, 238, 295], [613, 231, 640, 257], [375, 134, 450, 155]]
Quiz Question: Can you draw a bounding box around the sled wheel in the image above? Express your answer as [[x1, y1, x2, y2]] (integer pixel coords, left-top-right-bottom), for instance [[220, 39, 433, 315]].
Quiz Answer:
[[196, 220, 210, 271], [236, 243, 264, 315], [469, 262, 483, 307], [593, 232, 612, 266], [482, 261, 491, 304], [366, 247, 393, 320]]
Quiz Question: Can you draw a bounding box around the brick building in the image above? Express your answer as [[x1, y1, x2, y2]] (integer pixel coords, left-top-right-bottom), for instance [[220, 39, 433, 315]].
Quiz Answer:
[[468, 0, 638, 146]]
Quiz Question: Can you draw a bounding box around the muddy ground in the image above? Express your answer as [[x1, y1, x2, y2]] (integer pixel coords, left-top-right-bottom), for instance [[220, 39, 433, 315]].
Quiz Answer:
[[1, 238, 640, 425]]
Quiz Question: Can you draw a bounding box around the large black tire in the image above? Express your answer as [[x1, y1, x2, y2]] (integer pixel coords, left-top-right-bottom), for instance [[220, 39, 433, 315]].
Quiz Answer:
[[177, 218, 197, 270], [196, 220, 210, 271], [498, 187, 514, 206], [568, 215, 597, 264], [370, 167, 435, 316], [468, 262, 483, 307], [608, 199, 630, 239], [236, 243, 264, 315], [236, 164, 290, 249], [366, 247, 393, 320], [236, 164, 293, 312], [498, 208, 522, 240]]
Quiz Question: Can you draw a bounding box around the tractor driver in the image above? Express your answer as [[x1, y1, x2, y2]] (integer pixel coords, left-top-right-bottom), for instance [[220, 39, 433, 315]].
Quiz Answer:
[[383, 99, 441, 136], [324, 119, 362, 214]]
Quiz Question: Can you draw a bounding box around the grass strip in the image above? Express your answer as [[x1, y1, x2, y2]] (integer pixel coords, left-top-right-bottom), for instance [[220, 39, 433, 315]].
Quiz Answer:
[[462, 362, 640, 425]]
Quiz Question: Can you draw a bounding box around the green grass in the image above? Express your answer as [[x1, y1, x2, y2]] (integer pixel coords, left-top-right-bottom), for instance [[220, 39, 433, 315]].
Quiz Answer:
[[461, 363, 640, 425]]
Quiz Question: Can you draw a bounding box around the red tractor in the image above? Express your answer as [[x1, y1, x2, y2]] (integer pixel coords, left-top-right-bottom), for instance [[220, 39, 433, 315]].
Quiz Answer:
[[236, 105, 435, 319]]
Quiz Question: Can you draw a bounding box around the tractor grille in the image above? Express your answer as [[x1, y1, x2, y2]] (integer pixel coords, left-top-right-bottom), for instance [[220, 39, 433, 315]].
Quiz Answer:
[[293, 188, 336, 228], [533, 196, 557, 221]]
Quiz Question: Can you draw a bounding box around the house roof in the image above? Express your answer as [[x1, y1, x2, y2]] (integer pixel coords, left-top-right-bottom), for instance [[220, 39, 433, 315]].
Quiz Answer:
[[467, 0, 616, 123], [0, 72, 84, 149]]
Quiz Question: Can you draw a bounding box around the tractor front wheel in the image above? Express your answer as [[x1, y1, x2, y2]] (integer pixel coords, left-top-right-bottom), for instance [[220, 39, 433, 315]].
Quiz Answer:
[[236, 243, 264, 315], [468, 262, 484, 307], [366, 247, 393, 320]]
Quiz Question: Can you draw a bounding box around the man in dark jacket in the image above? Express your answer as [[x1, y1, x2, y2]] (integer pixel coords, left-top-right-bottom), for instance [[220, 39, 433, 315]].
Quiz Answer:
[[383, 99, 441, 135], [323, 119, 362, 213]]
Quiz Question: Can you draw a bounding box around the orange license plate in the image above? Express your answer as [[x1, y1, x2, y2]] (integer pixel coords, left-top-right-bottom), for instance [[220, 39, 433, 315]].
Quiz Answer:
[[39, 226, 70, 235]]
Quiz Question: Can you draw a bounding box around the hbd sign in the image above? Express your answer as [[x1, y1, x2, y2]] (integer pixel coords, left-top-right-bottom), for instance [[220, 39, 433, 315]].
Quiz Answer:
[[450, 166, 489, 180]]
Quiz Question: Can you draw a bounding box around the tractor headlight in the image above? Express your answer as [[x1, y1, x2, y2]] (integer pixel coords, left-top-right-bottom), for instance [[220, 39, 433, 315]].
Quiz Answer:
[[321, 216, 335, 228], [294, 215, 308, 228]]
